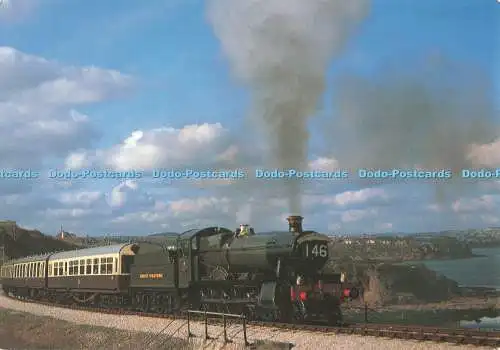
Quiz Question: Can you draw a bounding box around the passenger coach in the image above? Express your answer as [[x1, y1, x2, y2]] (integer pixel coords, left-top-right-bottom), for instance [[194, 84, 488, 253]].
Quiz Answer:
[[1, 253, 49, 297], [47, 243, 139, 293]]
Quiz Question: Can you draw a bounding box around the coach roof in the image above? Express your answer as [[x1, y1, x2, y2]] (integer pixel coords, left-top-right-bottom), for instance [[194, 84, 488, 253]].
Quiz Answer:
[[48, 243, 138, 261], [5, 253, 53, 265]]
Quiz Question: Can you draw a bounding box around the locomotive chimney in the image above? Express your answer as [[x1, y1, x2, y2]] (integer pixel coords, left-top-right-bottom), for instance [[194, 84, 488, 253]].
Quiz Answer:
[[287, 215, 303, 234]]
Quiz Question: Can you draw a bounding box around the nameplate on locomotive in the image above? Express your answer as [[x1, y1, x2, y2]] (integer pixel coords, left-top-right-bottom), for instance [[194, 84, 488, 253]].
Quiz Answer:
[[139, 273, 164, 279]]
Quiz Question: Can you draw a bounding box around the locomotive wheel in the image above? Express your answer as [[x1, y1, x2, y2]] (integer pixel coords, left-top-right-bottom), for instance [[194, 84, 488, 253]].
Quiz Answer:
[[141, 295, 151, 313]]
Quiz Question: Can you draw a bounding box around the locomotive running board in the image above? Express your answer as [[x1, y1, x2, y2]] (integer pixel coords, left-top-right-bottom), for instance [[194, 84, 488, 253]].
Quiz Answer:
[[200, 298, 256, 304]]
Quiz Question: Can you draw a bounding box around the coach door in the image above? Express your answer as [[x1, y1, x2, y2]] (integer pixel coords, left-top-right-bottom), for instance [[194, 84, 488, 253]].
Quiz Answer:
[[177, 238, 192, 288]]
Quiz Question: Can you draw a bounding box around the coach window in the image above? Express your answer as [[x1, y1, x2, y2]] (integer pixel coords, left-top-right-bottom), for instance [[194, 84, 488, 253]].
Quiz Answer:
[[69, 261, 74, 275], [114, 258, 117, 273], [99, 258, 105, 274], [35, 263, 38, 277], [93, 258, 99, 274], [59, 262, 64, 276], [24, 264, 27, 278], [53, 263, 58, 276], [106, 257, 113, 274], [48, 263, 53, 277], [72, 260, 78, 275], [79, 259, 85, 275], [86, 259, 92, 275], [29, 263, 32, 277]]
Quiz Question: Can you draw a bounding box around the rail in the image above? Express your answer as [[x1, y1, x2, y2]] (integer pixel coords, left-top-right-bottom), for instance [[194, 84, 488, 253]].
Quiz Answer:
[[186, 309, 250, 346]]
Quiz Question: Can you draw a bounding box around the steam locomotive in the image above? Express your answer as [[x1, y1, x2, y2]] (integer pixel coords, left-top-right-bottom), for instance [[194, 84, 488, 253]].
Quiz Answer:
[[0, 216, 359, 324]]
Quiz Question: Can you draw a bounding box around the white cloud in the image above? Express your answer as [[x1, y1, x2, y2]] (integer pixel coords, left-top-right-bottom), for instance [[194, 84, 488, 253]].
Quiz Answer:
[[308, 156, 339, 171], [480, 214, 500, 225], [328, 188, 387, 206], [66, 123, 240, 171], [108, 180, 139, 208], [468, 139, 500, 167], [341, 208, 377, 223], [58, 191, 102, 207], [304, 187, 388, 208], [168, 197, 232, 220], [0, 46, 131, 170], [451, 195, 496, 213]]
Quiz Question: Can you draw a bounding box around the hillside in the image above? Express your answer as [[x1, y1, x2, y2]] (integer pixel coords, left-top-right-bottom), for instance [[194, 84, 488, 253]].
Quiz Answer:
[[0, 222, 76, 261], [329, 235, 475, 262], [435, 227, 500, 247]]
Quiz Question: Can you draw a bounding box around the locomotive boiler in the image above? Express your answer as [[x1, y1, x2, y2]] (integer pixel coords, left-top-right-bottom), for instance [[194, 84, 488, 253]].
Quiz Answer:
[[198, 216, 329, 275]]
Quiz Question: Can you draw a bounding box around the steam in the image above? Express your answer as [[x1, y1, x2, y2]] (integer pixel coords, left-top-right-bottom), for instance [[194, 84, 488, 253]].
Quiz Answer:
[[207, 0, 370, 214], [329, 55, 497, 201]]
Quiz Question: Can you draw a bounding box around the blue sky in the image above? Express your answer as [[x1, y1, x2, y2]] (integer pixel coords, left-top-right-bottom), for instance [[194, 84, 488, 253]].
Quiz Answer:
[[0, 0, 498, 236]]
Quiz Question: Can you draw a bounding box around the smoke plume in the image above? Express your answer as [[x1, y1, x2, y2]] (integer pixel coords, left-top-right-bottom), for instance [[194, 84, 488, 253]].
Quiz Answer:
[[329, 54, 498, 201], [207, 0, 370, 214]]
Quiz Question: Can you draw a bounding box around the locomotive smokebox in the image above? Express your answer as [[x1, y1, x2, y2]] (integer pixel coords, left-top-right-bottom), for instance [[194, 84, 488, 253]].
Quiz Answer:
[[287, 215, 303, 234]]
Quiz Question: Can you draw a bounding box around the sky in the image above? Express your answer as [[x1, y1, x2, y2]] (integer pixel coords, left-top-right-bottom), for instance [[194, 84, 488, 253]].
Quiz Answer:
[[0, 0, 498, 236]]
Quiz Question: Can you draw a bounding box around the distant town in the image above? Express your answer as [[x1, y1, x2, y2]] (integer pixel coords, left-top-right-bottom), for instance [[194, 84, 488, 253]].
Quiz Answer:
[[1, 219, 500, 263]]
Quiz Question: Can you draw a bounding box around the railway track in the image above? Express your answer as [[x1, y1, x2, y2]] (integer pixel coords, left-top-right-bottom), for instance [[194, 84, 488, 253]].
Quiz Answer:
[[3, 293, 500, 347]]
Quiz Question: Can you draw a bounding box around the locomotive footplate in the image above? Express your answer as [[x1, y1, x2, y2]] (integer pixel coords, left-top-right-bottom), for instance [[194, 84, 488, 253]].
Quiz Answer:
[[201, 298, 256, 304]]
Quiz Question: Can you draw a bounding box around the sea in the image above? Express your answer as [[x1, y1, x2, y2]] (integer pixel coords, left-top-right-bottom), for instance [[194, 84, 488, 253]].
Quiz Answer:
[[408, 247, 500, 290], [403, 247, 500, 329]]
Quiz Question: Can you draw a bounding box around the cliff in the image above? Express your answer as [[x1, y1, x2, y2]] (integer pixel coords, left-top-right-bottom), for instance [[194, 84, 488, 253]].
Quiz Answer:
[[325, 259, 461, 306]]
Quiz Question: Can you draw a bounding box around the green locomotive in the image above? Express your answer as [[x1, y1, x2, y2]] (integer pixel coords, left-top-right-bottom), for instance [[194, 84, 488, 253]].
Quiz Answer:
[[129, 216, 359, 324]]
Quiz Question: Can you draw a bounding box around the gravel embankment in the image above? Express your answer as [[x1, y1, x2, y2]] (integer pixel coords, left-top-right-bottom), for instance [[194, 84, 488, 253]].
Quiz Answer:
[[0, 291, 493, 349]]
